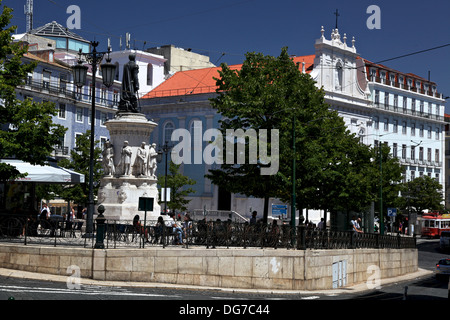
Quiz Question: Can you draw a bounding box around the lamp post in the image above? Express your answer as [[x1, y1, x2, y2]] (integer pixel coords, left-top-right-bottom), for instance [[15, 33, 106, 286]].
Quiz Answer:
[[156, 141, 172, 215], [71, 41, 116, 236]]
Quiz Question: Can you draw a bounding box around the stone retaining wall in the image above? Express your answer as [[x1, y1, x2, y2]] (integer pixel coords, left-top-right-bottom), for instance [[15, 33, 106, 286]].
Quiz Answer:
[[0, 244, 418, 290]]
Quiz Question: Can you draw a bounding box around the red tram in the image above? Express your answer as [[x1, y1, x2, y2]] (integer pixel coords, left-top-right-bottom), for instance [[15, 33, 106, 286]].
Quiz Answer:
[[421, 212, 450, 238]]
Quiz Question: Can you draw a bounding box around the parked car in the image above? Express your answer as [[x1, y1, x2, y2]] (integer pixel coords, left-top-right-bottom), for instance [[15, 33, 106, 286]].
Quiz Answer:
[[435, 258, 450, 281], [440, 231, 450, 251]]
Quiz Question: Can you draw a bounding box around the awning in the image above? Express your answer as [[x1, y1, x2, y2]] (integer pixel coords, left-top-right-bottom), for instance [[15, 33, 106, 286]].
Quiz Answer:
[[0, 159, 85, 183]]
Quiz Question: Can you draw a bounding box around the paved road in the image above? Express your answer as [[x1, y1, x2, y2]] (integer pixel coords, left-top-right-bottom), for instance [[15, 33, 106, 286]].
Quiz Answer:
[[0, 239, 448, 303]]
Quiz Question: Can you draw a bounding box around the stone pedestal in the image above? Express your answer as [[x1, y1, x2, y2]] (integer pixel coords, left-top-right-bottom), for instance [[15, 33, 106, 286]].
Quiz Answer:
[[97, 112, 161, 221]]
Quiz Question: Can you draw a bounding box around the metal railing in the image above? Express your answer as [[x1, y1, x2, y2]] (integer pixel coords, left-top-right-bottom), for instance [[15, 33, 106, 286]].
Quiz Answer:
[[0, 215, 416, 250]]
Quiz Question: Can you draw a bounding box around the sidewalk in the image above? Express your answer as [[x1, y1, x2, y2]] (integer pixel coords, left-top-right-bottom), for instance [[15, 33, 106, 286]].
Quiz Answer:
[[0, 266, 433, 296]]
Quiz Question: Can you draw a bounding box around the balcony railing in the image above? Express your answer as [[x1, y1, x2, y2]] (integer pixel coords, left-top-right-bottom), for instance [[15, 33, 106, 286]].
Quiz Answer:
[[372, 102, 444, 122], [19, 78, 119, 109], [370, 76, 442, 99]]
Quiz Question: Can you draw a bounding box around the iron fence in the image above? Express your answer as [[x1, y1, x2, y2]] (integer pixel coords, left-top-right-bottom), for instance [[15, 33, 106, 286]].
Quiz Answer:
[[0, 215, 416, 250]]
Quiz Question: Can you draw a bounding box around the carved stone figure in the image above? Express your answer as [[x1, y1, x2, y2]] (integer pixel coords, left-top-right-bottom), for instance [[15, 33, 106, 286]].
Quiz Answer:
[[102, 140, 115, 176], [118, 53, 139, 113], [147, 143, 158, 178], [119, 140, 132, 176], [134, 142, 147, 177]]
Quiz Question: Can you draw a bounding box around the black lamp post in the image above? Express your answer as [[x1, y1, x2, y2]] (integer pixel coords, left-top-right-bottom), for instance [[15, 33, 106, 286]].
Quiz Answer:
[[71, 41, 116, 236], [156, 141, 172, 215]]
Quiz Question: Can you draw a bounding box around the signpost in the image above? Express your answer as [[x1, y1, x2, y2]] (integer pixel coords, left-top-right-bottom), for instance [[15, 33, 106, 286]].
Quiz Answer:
[[387, 208, 397, 234], [138, 197, 154, 248], [272, 204, 287, 219]]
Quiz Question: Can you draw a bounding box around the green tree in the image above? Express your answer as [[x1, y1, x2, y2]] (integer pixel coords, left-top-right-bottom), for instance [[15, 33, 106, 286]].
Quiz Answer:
[[372, 143, 404, 218], [399, 175, 444, 214], [208, 47, 373, 223], [55, 131, 103, 207], [158, 161, 196, 214], [0, 3, 66, 181]]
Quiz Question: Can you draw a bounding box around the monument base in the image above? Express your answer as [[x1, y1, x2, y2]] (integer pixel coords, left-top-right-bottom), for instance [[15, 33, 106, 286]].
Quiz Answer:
[[96, 112, 161, 222], [98, 176, 161, 222]]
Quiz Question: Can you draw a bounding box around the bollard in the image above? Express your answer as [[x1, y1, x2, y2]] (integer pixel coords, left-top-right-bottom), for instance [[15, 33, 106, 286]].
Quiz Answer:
[[94, 205, 106, 249]]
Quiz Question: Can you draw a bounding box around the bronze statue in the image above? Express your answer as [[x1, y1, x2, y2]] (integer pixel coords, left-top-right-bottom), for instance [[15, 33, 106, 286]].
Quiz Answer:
[[118, 53, 139, 113]]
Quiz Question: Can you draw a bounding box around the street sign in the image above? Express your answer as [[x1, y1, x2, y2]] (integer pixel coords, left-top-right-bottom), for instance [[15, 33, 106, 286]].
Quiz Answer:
[[387, 208, 397, 217], [138, 197, 154, 211], [272, 204, 287, 216]]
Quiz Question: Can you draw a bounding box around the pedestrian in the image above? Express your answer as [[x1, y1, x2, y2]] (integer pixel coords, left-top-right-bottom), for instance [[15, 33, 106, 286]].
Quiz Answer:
[[40, 203, 49, 220], [250, 211, 257, 225], [317, 218, 325, 230], [182, 213, 193, 242], [351, 216, 363, 233]]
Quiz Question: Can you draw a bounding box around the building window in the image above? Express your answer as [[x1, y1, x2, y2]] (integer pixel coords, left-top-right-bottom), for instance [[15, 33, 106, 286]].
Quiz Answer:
[[101, 112, 107, 126], [384, 118, 389, 131], [335, 62, 343, 91], [427, 126, 432, 139], [190, 119, 203, 152], [402, 97, 407, 112], [163, 121, 175, 143], [113, 90, 119, 106], [389, 74, 395, 85], [374, 116, 379, 130], [393, 120, 398, 133], [411, 98, 416, 113], [419, 125, 424, 137], [147, 64, 153, 86], [427, 148, 432, 162], [58, 103, 66, 119], [392, 143, 397, 158], [402, 144, 407, 159], [76, 107, 83, 122], [402, 121, 407, 134], [411, 146, 415, 160], [43, 71, 50, 89], [436, 128, 440, 140], [384, 93, 389, 107], [419, 147, 424, 161], [411, 123, 415, 136], [393, 94, 398, 110], [100, 87, 107, 105], [435, 149, 440, 163], [374, 90, 380, 105]]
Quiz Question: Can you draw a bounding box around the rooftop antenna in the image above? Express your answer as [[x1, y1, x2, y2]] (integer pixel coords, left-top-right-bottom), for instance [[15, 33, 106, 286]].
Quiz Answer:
[[24, 0, 33, 32]]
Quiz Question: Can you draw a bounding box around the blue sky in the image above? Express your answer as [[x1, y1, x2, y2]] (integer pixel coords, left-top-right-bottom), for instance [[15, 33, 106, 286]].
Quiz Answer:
[[6, 0, 450, 103]]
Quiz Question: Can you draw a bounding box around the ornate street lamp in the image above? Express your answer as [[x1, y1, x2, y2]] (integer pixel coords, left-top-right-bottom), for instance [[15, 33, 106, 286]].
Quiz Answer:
[[71, 41, 116, 236]]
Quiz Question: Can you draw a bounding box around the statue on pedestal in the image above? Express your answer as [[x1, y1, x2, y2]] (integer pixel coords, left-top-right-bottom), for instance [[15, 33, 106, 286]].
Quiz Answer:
[[147, 143, 158, 178], [134, 142, 147, 177], [118, 53, 139, 113], [119, 140, 133, 176], [102, 140, 115, 176]]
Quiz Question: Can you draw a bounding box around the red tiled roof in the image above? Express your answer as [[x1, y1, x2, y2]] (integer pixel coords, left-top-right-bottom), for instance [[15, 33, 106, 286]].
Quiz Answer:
[[142, 55, 315, 99]]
